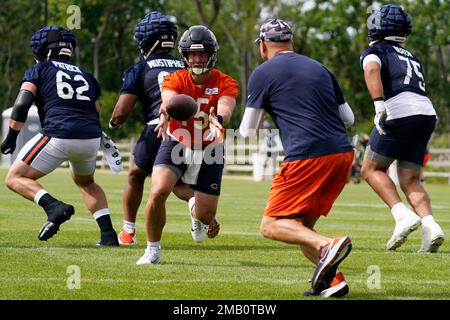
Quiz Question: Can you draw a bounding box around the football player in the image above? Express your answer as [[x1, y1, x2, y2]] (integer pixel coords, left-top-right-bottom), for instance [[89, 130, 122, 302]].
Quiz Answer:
[[136, 25, 238, 265], [239, 19, 355, 297], [109, 12, 220, 245], [1, 26, 118, 245], [360, 4, 445, 252]]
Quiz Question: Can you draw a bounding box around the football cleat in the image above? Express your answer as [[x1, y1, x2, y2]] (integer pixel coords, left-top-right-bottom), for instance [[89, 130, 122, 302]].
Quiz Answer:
[[97, 230, 119, 246], [386, 215, 421, 250], [38, 201, 74, 241], [419, 222, 445, 253], [118, 228, 137, 245], [136, 247, 161, 265], [311, 236, 352, 293], [191, 216, 208, 243], [304, 272, 349, 298]]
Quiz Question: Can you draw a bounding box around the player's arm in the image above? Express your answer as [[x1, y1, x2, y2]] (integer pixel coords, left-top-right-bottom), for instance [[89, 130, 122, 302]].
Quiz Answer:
[[363, 57, 386, 135], [109, 94, 138, 129], [206, 96, 236, 140], [1, 82, 36, 154], [239, 108, 265, 138], [155, 89, 178, 140], [338, 102, 354, 128], [216, 95, 236, 126]]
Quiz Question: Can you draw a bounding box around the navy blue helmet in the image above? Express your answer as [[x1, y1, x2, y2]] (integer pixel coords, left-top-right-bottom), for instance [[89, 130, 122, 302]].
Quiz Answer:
[[368, 4, 412, 42], [30, 25, 76, 62], [134, 11, 178, 57], [178, 25, 219, 73]]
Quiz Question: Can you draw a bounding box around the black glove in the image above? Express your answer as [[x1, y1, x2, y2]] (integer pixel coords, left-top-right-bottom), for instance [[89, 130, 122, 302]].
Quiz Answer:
[[1, 128, 20, 154]]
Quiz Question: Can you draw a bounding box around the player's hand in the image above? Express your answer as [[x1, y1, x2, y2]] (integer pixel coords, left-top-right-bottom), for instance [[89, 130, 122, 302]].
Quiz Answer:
[[206, 107, 223, 141], [1, 128, 19, 155], [108, 119, 121, 130], [207, 218, 220, 239], [155, 110, 169, 141], [373, 100, 387, 135], [374, 111, 387, 135]]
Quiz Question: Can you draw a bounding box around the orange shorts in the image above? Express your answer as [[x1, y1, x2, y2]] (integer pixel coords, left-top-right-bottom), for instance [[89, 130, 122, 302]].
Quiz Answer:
[[264, 151, 354, 217], [423, 153, 431, 167]]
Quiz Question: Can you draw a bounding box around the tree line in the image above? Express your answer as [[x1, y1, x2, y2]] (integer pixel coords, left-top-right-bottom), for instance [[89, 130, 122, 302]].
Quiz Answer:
[[0, 0, 448, 140]]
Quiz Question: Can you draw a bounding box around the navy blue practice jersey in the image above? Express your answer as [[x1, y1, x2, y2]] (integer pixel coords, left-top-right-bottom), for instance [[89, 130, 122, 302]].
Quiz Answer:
[[360, 42, 428, 100], [120, 53, 183, 123], [246, 52, 352, 161], [21, 59, 102, 139]]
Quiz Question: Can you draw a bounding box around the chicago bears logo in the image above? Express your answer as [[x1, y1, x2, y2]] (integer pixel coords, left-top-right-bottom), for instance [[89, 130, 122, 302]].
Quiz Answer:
[[210, 183, 219, 190]]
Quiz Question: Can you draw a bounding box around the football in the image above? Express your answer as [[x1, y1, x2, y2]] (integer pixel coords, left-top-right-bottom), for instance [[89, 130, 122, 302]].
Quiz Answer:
[[166, 94, 198, 121]]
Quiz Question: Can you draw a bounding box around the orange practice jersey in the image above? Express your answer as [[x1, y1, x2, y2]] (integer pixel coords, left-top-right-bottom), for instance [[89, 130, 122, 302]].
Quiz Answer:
[[162, 69, 238, 147]]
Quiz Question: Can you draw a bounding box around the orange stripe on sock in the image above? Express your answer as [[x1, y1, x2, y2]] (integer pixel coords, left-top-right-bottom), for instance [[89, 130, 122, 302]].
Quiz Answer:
[[23, 136, 49, 164]]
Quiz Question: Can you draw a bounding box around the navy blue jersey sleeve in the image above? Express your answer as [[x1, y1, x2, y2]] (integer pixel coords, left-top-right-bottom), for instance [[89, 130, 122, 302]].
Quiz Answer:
[[120, 66, 139, 95], [246, 67, 268, 109], [325, 68, 345, 105], [84, 72, 101, 100], [21, 63, 42, 87]]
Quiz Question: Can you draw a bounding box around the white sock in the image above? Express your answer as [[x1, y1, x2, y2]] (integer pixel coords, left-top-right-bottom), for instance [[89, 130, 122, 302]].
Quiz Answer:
[[421, 215, 435, 226], [188, 197, 196, 218], [391, 202, 416, 221], [34, 189, 48, 205], [123, 220, 135, 233], [93, 208, 110, 220], [147, 241, 160, 250]]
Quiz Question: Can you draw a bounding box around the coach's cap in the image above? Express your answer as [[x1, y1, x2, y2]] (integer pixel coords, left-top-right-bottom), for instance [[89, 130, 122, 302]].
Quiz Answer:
[[255, 18, 293, 44]]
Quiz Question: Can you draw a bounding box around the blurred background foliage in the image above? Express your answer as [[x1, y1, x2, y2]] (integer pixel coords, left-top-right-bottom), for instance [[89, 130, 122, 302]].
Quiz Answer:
[[0, 0, 449, 144]]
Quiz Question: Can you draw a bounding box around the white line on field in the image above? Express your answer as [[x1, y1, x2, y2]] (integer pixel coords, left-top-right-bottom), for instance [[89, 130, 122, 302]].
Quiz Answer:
[[1, 276, 449, 286]]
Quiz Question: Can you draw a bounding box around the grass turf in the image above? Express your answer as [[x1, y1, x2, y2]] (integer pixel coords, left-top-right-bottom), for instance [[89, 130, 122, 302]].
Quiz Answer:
[[0, 168, 449, 300]]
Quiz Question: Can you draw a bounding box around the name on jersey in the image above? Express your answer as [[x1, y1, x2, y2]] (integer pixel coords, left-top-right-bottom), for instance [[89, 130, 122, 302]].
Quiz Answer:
[[51, 61, 82, 73], [147, 59, 184, 69], [392, 46, 413, 58], [205, 88, 219, 95]]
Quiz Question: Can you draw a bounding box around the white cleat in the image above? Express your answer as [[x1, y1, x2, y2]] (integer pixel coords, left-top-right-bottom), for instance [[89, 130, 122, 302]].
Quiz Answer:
[[386, 215, 421, 251], [188, 197, 207, 243], [136, 247, 160, 265], [419, 222, 445, 253], [191, 216, 208, 243]]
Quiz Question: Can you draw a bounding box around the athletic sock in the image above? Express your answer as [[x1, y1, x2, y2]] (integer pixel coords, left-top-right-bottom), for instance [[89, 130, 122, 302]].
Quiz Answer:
[[188, 197, 196, 218], [147, 241, 161, 250], [93, 208, 114, 233], [391, 202, 416, 222], [123, 220, 135, 233], [421, 215, 436, 226]]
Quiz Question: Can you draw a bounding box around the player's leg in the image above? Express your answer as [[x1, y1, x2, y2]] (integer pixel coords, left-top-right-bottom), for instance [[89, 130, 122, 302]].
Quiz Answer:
[[119, 159, 149, 244], [119, 125, 159, 244], [5, 134, 74, 241], [398, 165, 444, 252], [69, 138, 118, 246], [136, 165, 179, 265], [188, 155, 224, 242], [361, 154, 400, 207], [397, 116, 444, 252], [362, 126, 421, 250]]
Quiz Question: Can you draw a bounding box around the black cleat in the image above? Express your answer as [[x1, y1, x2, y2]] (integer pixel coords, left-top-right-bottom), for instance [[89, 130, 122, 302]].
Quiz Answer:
[[97, 230, 119, 246], [38, 202, 75, 241]]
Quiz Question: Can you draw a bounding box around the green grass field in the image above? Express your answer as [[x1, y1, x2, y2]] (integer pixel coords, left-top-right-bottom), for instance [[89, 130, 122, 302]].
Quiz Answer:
[[0, 168, 449, 300]]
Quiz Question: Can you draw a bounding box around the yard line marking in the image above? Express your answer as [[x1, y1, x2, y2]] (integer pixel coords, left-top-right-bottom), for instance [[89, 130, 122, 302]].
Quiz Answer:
[[1, 276, 449, 286]]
